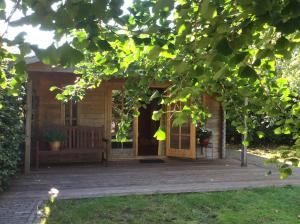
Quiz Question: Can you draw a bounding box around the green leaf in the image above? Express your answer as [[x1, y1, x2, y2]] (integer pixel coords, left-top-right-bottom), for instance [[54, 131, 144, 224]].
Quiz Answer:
[[154, 0, 174, 13], [216, 38, 233, 56], [0, 81, 7, 89], [49, 86, 58, 91], [242, 140, 249, 147], [152, 110, 163, 121], [276, 77, 288, 87], [154, 127, 166, 141], [34, 45, 59, 65], [230, 52, 248, 64], [178, 24, 186, 36], [175, 62, 189, 73], [274, 127, 282, 135], [283, 126, 291, 135], [148, 45, 161, 60], [253, 0, 272, 15], [59, 44, 84, 66], [256, 131, 264, 139], [238, 65, 257, 79], [15, 60, 26, 74], [279, 166, 292, 180], [200, 0, 217, 20], [12, 32, 26, 44], [55, 8, 74, 28], [97, 39, 112, 51], [56, 94, 65, 101], [172, 112, 188, 127], [238, 86, 252, 97], [93, 0, 108, 18]]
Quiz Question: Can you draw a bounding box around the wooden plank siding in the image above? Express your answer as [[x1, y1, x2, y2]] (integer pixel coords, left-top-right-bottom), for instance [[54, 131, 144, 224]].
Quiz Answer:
[[203, 94, 222, 159], [28, 72, 107, 129]]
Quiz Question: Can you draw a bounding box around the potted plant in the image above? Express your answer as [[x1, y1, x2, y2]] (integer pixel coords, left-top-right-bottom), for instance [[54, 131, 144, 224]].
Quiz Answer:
[[196, 128, 212, 147], [43, 130, 66, 151]]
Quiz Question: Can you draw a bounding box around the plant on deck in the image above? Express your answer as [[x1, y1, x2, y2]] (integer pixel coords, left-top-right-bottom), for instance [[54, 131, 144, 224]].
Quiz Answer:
[[43, 130, 66, 142]]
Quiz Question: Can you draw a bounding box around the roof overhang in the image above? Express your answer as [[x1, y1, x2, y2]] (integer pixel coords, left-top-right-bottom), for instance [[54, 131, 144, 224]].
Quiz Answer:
[[25, 56, 74, 73]]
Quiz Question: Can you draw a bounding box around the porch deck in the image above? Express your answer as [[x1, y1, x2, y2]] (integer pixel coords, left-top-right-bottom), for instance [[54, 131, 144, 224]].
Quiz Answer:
[[3, 158, 300, 201], [1, 158, 300, 224]]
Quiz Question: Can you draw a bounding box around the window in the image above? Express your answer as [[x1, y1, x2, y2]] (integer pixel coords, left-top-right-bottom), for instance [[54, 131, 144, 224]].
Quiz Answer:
[[64, 100, 78, 126], [111, 90, 133, 149]]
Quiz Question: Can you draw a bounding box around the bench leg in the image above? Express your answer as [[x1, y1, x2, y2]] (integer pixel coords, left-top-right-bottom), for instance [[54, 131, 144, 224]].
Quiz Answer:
[[101, 152, 108, 167]]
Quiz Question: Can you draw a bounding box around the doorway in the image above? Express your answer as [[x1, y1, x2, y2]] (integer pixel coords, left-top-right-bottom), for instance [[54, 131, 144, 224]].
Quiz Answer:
[[138, 100, 161, 156]]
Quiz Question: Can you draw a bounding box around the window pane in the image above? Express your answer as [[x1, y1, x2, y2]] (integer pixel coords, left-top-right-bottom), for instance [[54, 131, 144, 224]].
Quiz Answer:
[[181, 135, 190, 149], [65, 102, 70, 126], [72, 101, 77, 120], [65, 101, 78, 126], [170, 134, 179, 149], [171, 123, 179, 134], [72, 119, 77, 126], [181, 121, 190, 135]]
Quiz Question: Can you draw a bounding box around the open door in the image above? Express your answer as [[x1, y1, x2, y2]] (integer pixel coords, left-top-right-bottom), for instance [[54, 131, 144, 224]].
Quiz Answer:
[[166, 103, 196, 159], [138, 100, 160, 156]]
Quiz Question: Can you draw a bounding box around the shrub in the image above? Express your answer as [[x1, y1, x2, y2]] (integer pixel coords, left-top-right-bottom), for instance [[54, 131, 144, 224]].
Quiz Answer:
[[196, 127, 212, 140], [226, 119, 293, 147], [0, 89, 24, 190]]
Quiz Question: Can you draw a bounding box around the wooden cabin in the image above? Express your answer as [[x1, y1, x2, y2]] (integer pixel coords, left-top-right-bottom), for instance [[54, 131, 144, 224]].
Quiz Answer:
[[24, 58, 226, 171]]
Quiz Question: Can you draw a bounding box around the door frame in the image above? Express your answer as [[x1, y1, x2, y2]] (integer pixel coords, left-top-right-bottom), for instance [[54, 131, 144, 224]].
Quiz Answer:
[[107, 80, 138, 158]]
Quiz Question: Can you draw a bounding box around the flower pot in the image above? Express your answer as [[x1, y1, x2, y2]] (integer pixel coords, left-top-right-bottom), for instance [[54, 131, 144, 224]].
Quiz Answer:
[[200, 138, 210, 147], [49, 141, 61, 151]]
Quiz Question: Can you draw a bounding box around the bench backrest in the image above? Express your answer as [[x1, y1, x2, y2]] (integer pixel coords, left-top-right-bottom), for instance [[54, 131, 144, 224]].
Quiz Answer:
[[38, 126, 104, 151]]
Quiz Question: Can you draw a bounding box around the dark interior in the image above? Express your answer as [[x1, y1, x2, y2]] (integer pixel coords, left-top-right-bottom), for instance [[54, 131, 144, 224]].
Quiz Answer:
[[138, 98, 161, 156]]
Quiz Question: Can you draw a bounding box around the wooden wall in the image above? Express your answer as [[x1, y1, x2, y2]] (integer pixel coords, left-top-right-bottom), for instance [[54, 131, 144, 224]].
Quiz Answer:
[[203, 94, 222, 159], [28, 71, 107, 130], [78, 87, 106, 127], [27, 62, 223, 161]]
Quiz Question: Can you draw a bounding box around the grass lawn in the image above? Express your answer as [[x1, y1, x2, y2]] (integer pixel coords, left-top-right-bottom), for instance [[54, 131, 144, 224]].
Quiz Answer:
[[45, 186, 300, 224]]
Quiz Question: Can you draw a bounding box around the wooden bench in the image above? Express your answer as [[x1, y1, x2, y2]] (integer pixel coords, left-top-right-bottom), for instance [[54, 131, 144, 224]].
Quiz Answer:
[[36, 126, 108, 168]]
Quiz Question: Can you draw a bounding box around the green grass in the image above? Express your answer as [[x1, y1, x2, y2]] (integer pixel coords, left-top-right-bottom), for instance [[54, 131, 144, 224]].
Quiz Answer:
[[45, 186, 300, 224]]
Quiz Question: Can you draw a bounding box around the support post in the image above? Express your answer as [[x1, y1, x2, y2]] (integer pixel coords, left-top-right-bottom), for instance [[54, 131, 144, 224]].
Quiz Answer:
[[158, 114, 166, 156], [221, 108, 226, 159], [25, 80, 32, 174], [241, 97, 248, 167]]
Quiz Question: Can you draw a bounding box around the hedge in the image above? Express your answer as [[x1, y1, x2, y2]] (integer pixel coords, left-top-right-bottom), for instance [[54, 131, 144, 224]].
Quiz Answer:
[[0, 88, 24, 190], [226, 120, 293, 147]]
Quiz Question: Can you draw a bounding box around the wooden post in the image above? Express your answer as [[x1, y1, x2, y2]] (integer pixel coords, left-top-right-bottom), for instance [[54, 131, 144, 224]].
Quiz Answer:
[[133, 116, 138, 156], [241, 97, 248, 167], [157, 115, 166, 156], [221, 108, 226, 159], [25, 80, 32, 174]]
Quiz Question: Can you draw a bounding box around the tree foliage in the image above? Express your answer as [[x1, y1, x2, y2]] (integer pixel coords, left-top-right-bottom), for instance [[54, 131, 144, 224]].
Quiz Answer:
[[0, 0, 300, 178]]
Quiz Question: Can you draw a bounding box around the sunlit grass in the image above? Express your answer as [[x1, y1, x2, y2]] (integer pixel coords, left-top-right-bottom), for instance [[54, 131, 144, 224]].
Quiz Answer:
[[45, 186, 300, 224]]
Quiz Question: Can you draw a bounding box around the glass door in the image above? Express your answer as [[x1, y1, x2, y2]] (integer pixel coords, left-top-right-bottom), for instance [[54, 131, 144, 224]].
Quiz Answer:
[[166, 103, 196, 158]]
